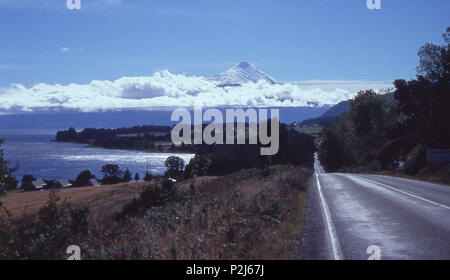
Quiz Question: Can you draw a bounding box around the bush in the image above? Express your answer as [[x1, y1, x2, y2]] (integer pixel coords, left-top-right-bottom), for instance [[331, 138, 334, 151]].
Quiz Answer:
[[117, 179, 181, 219], [2, 190, 90, 259], [0, 204, 15, 259], [4, 175, 18, 191], [76, 170, 94, 187], [280, 167, 312, 192]]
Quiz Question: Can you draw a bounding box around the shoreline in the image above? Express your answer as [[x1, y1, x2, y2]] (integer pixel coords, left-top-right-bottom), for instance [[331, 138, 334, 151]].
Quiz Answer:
[[53, 140, 196, 155]]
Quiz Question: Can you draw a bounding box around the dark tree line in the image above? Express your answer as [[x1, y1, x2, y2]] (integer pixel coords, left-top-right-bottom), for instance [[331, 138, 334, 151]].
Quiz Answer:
[[184, 123, 316, 178], [318, 90, 398, 171], [56, 125, 172, 150]]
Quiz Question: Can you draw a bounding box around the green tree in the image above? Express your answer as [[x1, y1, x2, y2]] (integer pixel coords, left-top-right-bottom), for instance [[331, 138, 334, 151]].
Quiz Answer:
[[101, 164, 123, 184], [394, 28, 450, 147], [0, 139, 17, 195], [123, 169, 132, 182], [416, 28, 449, 82], [164, 156, 185, 178], [349, 90, 396, 164], [319, 90, 396, 171], [184, 153, 211, 178], [134, 173, 140, 181], [75, 170, 94, 187], [319, 27, 450, 173], [20, 174, 36, 191], [143, 172, 153, 182]]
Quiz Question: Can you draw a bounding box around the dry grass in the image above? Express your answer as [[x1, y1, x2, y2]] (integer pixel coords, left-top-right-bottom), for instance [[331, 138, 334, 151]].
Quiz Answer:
[[0, 165, 312, 260], [0, 182, 147, 223], [80, 165, 312, 260]]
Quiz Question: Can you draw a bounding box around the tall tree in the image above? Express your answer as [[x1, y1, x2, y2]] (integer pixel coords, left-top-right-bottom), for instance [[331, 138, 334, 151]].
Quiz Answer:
[[123, 169, 132, 182], [101, 164, 123, 184], [164, 156, 185, 178], [394, 27, 450, 147], [75, 170, 94, 187], [0, 139, 17, 195]]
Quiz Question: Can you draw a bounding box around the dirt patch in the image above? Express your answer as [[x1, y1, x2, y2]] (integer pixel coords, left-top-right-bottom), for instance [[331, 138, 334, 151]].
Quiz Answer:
[[0, 182, 147, 222]]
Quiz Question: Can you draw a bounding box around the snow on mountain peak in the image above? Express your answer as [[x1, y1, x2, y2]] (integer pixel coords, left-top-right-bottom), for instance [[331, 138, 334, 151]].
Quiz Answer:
[[210, 61, 279, 86], [235, 61, 253, 69]]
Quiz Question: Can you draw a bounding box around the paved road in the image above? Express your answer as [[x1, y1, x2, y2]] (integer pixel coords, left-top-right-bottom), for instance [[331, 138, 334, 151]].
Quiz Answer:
[[300, 155, 450, 260]]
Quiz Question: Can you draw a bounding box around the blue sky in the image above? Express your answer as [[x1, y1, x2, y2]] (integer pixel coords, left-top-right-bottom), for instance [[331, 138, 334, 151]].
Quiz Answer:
[[0, 0, 448, 87]]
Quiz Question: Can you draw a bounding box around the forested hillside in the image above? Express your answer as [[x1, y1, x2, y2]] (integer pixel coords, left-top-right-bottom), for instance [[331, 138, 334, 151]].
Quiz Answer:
[[319, 27, 450, 182]]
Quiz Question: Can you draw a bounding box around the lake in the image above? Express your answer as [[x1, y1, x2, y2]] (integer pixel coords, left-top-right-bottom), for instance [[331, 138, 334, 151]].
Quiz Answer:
[[0, 130, 194, 182]]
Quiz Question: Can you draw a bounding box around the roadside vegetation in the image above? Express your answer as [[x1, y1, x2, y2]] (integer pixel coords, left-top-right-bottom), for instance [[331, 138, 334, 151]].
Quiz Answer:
[[319, 27, 450, 184], [0, 165, 312, 260]]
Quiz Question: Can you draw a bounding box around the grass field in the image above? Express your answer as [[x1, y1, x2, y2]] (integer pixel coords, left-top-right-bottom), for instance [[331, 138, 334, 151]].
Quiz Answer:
[[0, 165, 312, 260], [0, 181, 146, 223]]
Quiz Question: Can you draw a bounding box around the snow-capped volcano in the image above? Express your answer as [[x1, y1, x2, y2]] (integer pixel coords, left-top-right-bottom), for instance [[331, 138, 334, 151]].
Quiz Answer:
[[210, 61, 279, 86]]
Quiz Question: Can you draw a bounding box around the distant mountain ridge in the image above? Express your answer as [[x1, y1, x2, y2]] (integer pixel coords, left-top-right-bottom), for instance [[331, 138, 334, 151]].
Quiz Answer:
[[300, 100, 350, 126], [300, 92, 395, 126], [210, 61, 279, 86]]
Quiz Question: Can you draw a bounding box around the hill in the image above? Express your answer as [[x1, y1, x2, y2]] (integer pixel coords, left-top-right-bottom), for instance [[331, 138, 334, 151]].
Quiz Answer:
[[300, 92, 395, 127]]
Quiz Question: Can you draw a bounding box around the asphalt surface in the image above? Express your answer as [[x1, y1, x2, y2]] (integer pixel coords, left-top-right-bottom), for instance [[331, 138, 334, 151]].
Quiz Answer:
[[299, 155, 450, 260]]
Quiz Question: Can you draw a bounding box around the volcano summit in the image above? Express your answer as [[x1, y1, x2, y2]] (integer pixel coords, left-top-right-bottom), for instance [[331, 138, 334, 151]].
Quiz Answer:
[[210, 61, 279, 87]]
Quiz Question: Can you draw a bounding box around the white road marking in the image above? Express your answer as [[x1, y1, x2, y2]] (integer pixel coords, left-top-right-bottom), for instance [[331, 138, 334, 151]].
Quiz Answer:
[[352, 175, 450, 211], [315, 172, 343, 260]]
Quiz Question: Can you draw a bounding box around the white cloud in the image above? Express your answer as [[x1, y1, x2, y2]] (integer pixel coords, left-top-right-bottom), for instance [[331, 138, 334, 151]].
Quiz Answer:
[[60, 47, 70, 52], [286, 79, 394, 93], [0, 71, 393, 113]]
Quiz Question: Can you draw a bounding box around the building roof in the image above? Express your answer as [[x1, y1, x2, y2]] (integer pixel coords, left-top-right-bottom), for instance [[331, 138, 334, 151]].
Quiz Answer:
[[58, 179, 72, 187], [89, 178, 100, 186], [32, 179, 46, 188]]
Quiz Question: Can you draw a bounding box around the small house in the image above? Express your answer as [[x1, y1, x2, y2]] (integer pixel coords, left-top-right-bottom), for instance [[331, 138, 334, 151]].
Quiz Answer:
[[48, 179, 73, 189], [58, 179, 72, 188], [31, 179, 46, 191], [88, 178, 101, 187]]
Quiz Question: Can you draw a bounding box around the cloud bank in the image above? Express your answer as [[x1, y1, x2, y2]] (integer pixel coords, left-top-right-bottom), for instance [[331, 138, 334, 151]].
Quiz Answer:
[[0, 71, 393, 113]]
